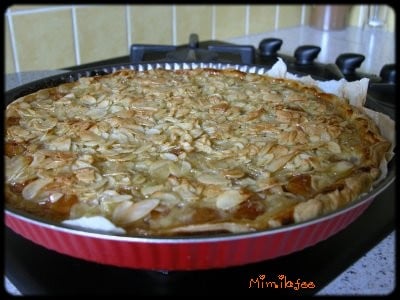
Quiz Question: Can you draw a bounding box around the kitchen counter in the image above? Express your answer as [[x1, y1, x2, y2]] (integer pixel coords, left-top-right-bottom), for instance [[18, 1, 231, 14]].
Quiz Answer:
[[4, 25, 395, 296]]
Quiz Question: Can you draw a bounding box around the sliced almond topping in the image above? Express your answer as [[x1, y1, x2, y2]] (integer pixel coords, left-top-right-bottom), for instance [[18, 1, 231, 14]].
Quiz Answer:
[[112, 199, 160, 224], [22, 177, 53, 201], [216, 189, 247, 210]]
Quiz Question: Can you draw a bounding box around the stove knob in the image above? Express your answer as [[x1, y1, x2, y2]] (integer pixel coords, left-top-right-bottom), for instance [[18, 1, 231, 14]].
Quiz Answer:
[[335, 53, 365, 75], [294, 45, 321, 65], [380, 64, 396, 84], [189, 33, 199, 49], [258, 38, 283, 56]]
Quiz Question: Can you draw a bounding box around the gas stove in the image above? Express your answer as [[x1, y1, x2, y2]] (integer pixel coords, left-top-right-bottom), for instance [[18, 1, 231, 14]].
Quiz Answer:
[[5, 33, 395, 296]]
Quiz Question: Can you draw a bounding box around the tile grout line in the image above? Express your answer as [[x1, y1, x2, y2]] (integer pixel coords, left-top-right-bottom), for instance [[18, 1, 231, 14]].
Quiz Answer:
[[211, 5, 216, 40], [6, 11, 20, 73], [358, 5, 368, 28], [301, 5, 306, 25], [7, 5, 75, 16], [126, 5, 132, 49], [71, 6, 81, 66], [172, 5, 177, 45], [245, 5, 250, 35], [274, 5, 280, 29]]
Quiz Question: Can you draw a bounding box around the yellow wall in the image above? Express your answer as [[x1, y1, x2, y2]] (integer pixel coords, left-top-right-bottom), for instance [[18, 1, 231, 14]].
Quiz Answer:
[[5, 4, 395, 73]]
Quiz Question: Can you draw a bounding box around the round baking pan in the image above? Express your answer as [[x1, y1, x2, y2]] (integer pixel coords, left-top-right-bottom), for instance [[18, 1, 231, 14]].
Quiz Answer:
[[4, 62, 396, 270]]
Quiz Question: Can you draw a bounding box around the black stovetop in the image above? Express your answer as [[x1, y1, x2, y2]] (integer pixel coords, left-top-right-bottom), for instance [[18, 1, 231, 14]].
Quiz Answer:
[[5, 35, 396, 296]]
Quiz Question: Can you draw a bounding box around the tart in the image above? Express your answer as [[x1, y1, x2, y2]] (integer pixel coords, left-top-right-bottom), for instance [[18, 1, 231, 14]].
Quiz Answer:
[[4, 67, 392, 236]]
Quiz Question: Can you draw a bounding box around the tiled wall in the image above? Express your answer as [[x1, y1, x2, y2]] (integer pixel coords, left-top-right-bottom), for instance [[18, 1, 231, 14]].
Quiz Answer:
[[5, 4, 395, 73]]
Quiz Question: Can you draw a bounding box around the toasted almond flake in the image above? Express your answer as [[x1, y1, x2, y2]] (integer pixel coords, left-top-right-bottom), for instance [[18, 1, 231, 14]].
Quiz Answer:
[[160, 153, 178, 161], [145, 128, 161, 135], [216, 189, 247, 210], [141, 184, 165, 196], [96, 191, 133, 212], [222, 169, 245, 180], [97, 99, 110, 108], [49, 192, 64, 203], [75, 168, 96, 183], [106, 152, 137, 162], [256, 153, 274, 166], [133, 144, 153, 154], [72, 159, 96, 170], [309, 135, 320, 142], [28, 117, 57, 131], [197, 173, 230, 185], [189, 128, 203, 139], [131, 105, 158, 112], [149, 160, 171, 181], [327, 141, 342, 153], [81, 95, 97, 105], [22, 177, 53, 200], [47, 136, 71, 151], [151, 192, 180, 205], [331, 161, 354, 174], [203, 126, 216, 135], [86, 108, 108, 119], [176, 122, 193, 131], [112, 199, 160, 224], [5, 156, 30, 182], [149, 160, 170, 172], [180, 141, 194, 152], [169, 161, 192, 177]]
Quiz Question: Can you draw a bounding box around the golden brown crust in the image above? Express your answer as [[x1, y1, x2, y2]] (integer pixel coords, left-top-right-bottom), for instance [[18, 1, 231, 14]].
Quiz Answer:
[[4, 68, 392, 236]]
